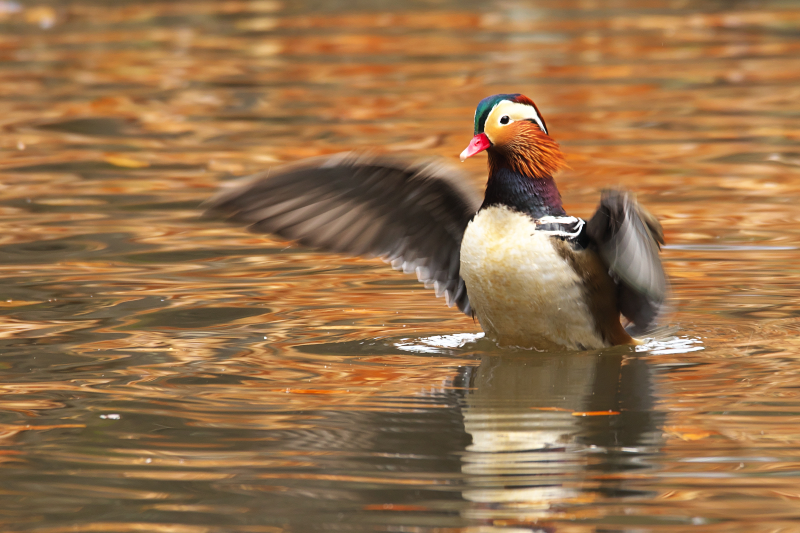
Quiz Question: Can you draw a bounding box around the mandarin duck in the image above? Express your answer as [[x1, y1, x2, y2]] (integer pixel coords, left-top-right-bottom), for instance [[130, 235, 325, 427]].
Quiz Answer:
[[205, 93, 666, 350]]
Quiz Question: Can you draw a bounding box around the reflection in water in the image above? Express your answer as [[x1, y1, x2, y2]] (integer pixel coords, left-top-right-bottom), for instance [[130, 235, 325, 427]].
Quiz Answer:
[[459, 350, 662, 528], [1, 0, 800, 531]]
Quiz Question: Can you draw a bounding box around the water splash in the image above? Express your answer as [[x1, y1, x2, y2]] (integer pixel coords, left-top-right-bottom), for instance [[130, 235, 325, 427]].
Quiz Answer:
[[396, 332, 485, 353], [636, 336, 705, 355]]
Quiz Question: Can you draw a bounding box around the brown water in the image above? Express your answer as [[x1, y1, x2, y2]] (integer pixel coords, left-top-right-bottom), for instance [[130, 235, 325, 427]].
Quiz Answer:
[[1, 1, 800, 531]]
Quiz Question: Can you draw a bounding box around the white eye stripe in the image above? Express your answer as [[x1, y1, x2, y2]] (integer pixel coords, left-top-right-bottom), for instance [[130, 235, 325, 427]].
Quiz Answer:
[[490, 101, 547, 134], [529, 115, 547, 134], [519, 107, 546, 134]]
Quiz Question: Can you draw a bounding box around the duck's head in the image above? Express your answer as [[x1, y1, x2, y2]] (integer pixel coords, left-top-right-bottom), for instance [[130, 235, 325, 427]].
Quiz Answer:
[[460, 93, 566, 178]]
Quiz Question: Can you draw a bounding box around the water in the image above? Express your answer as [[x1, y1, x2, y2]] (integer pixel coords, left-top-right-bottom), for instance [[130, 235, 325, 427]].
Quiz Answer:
[[1, 0, 800, 531]]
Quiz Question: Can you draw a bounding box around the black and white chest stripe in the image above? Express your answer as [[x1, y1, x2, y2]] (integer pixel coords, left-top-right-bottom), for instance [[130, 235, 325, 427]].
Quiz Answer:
[[533, 215, 586, 244]]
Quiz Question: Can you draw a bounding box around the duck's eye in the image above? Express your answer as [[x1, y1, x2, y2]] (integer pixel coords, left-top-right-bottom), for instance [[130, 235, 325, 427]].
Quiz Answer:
[[499, 115, 510, 125]]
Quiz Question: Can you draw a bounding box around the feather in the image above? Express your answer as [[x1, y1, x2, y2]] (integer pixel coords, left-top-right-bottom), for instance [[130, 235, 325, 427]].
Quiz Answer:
[[204, 152, 481, 315], [585, 190, 667, 333]]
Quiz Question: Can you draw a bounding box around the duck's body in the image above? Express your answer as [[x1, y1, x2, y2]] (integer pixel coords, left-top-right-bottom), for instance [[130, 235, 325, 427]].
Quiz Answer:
[[461, 205, 609, 349], [205, 93, 666, 350]]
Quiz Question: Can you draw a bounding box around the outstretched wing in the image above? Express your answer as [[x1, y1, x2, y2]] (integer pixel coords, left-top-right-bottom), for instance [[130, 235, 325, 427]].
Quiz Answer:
[[204, 152, 482, 315], [585, 190, 667, 334]]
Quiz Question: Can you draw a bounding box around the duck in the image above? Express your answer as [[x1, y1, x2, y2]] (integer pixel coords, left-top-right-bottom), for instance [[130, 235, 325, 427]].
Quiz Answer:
[[205, 93, 667, 350]]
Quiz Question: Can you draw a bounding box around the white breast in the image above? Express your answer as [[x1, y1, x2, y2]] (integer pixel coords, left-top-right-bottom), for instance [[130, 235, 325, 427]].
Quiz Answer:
[[460, 206, 606, 350]]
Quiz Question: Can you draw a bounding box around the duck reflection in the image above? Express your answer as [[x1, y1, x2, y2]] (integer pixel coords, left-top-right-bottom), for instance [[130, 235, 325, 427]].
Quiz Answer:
[[242, 341, 661, 530], [456, 349, 662, 526]]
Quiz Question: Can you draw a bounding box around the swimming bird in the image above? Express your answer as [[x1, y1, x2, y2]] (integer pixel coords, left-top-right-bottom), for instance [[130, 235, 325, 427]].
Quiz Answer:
[[205, 93, 666, 350]]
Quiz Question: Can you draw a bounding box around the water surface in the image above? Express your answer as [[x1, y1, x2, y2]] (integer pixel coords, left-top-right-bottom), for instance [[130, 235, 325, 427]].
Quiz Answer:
[[2, 1, 800, 531]]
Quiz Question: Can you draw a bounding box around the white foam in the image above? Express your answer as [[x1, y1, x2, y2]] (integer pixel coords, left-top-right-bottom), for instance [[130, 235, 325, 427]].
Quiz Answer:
[[635, 336, 704, 355], [396, 332, 485, 353]]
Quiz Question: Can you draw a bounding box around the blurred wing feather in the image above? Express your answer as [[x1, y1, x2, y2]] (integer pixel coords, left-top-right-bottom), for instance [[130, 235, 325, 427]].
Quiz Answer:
[[204, 152, 481, 315], [586, 190, 667, 333]]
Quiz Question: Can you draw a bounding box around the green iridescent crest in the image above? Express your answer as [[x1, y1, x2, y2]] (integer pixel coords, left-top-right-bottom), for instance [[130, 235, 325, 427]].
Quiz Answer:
[[473, 93, 521, 135]]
